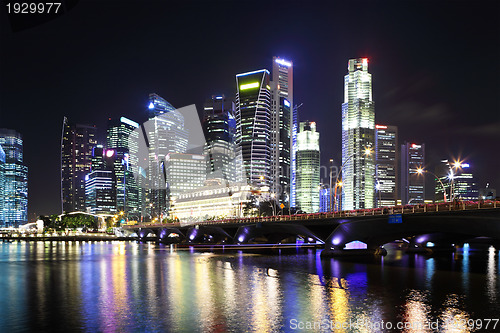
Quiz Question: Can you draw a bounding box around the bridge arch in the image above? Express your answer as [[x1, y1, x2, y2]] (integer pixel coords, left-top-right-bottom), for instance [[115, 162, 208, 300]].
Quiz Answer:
[[325, 210, 500, 250]]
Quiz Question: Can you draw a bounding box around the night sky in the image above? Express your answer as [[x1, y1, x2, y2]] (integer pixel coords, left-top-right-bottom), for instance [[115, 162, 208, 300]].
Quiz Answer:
[[1, 0, 499, 220]]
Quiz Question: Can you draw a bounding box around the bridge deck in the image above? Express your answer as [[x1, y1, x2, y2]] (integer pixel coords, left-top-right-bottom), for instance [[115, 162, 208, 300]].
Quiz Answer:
[[123, 200, 499, 230]]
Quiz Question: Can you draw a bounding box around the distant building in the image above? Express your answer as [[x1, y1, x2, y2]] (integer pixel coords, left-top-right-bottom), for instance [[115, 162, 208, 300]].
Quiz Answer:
[[202, 95, 237, 183], [61, 118, 97, 213], [435, 161, 478, 202], [271, 57, 293, 207], [479, 184, 496, 200], [143, 93, 189, 218], [296, 121, 320, 213], [106, 117, 140, 214], [400, 142, 425, 205], [171, 180, 252, 223], [85, 146, 116, 214], [165, 153, 207, 201], [375, 125, 398, 207], [0, 129, 28, 227], [0, 145, 5, 225], [85, 170, 115, 215], [319, 185, 332, 213], [341, 58, 375, 210], [235, 69, 272, 190]]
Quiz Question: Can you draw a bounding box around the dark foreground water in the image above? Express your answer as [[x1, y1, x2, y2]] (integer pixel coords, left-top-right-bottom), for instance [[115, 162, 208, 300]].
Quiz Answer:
[[0, 242, 498, 332]]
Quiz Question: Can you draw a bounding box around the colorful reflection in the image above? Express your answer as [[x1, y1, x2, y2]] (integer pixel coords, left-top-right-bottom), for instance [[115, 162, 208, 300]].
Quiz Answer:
[[0, 242, 498, 332]]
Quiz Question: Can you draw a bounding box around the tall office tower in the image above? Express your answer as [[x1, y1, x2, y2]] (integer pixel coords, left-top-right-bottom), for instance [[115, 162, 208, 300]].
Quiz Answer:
[[61, 118, 97, 213], [235, 69, 272, 190], [143, 93, 189, 218], [341, 58, 375, 210], [0, 129, 28, 227], [106, 117, 140, 214], [296, 121, 320, 213], [202, 95, 237, 182], [400, 142, 425, 205], [270, 57, 293, 206], [375, 125, 398, 207], [164, 153, 207, 200], [85, 147, 116, 214], [0, 145, 5, 225], [435, 161, 478, 202]]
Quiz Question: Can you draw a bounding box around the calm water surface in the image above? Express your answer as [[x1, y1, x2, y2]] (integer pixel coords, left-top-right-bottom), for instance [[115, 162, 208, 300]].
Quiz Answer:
[[0, 241, 498, 332]]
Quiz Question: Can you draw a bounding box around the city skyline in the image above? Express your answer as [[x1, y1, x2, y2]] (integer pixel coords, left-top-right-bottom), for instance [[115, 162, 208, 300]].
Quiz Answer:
[[1, 1, 498, 218]]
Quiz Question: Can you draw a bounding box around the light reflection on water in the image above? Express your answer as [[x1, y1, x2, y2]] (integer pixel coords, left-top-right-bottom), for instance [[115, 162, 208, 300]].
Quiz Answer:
[[0, 242, 498, 332]]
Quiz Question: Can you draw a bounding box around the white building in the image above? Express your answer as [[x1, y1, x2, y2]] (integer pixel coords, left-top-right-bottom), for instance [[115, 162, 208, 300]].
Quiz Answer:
[[171, 180, 253, 224]]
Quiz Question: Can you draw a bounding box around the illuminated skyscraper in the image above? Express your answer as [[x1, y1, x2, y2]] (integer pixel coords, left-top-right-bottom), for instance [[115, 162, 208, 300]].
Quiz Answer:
[[85, 146, 116, 214], [61, 118, 97, 213], [235, 69, 272, 189], [296, 121, 320, 213], [375, 125, 398, 207], [341, 58, 375, 210], [270, 57, 293, 206], [143, 93, 189, 218], [0, 128, 28, 226], [400, 142, 425, 204], [106, 117, 140, 214], [202, 95, 237, 182]]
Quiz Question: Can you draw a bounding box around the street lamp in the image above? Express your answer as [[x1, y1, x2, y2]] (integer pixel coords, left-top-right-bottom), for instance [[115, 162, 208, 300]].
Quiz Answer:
[[333, 147, 372, 212], [416, 167, 447, 203]]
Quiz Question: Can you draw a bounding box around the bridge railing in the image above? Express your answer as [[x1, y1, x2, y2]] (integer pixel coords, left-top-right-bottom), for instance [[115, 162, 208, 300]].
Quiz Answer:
[[194, 200, 498, 225], [125, 200, 499, 228]]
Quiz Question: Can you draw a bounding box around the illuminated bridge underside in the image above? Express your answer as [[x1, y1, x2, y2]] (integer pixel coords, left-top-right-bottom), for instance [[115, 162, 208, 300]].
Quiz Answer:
[[325, 209, 500, 250], [130, 209, 500, 251]]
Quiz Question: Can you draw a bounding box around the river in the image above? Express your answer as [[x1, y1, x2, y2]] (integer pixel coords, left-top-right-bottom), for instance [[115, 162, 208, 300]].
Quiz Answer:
[[0, 241, 498, 332]]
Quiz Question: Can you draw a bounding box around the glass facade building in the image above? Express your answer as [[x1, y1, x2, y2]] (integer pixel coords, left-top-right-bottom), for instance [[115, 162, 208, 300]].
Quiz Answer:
[[106, 117, 140, 214], [400, 142, 425, 205], [202, 95, 237, 183], [0, 128, 28, 227], [235, 69, 272, 190], [61, 118, 97, 213], [137, 93, 189, 218], [271, 57, 293, 207], [319, 186, 332, 213], [375, 125, 398, 207], [296, 121, 320, 213], [0, 145, 5, 225], [341, 58, 375, 210], [85, 146, 117, 214]]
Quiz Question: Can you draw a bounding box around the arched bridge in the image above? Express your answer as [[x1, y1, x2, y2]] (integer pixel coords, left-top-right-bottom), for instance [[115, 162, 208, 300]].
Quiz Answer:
[[124, 201, 500, 256]]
